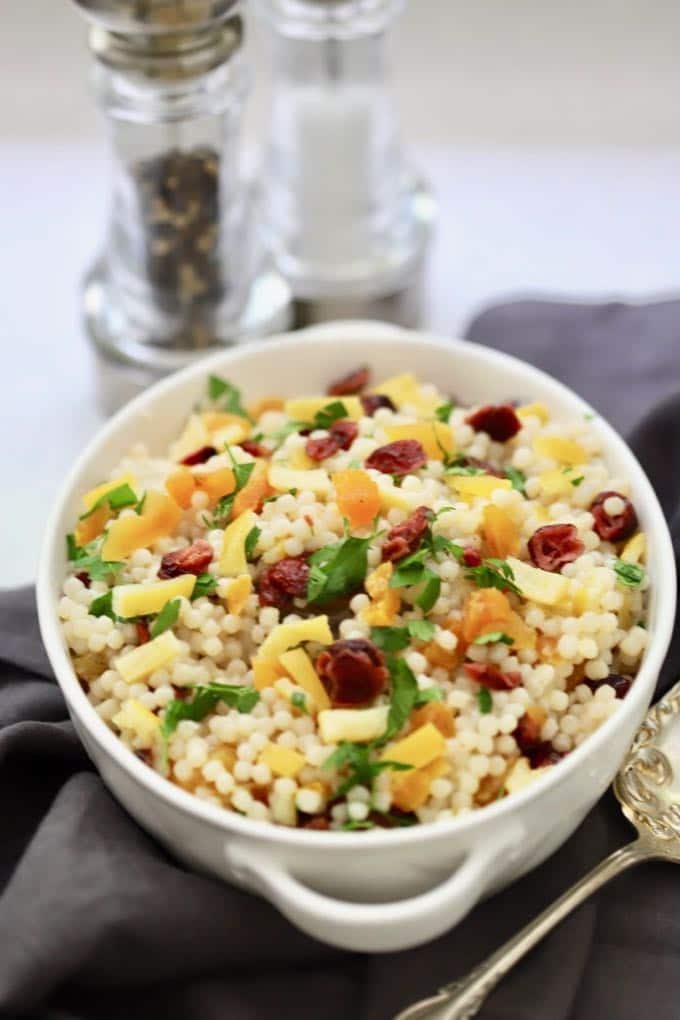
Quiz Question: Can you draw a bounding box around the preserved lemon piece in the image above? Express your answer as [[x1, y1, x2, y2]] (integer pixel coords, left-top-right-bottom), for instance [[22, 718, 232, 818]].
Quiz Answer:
[[112, 575, 195, 618], [115, 630, 182, 683], [318, 706, 389, 744]]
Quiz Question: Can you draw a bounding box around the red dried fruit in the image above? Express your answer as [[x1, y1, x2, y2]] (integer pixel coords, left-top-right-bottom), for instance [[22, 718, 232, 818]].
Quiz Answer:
[[316, 638, 388, 707], [528, 743, 563, 769], [463, 548, 482, 567], [463, 662, 522, 690], [158, 540, 214, 579], [327, 365, 370, 396], [75, 571, 91, 588], [360, 393, 397, 417], [365, 439, 427, 476], [180, 445, 217, 466], [172, 685, 191, 701], [528, 523, 585, 573], [299, 815, 331, 831], [135, 748, 154, 766], [381, 506, 431, 562], [590, 491, 638, 543], [239, 439, 270, 459], [305, 435, 341, 462], [330, 419, 358, 450], [257, 556, 310, 608], [465, 405, 521, 442], [585, 673, 633, 699], [136, 620, 151, 645], [514, 713, 543, 755]]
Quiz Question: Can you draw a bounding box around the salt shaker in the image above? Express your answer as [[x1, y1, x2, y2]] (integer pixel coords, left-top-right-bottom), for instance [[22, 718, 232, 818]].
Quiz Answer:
[[253, 0, 435, 325], [71, 0, 292, 408]]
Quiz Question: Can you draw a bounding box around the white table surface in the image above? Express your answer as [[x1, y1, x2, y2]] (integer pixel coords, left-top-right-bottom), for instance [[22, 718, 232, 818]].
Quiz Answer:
[[3, 141, 680, 588]]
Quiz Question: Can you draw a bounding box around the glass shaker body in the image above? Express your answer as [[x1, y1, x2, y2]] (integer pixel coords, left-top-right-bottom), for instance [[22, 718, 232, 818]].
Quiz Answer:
[[255, 0, 435, 304]]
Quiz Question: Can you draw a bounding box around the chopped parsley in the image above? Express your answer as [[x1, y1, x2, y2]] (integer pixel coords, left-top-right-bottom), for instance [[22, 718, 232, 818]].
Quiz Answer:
[[207, 374, 251, 421], [291, 691, 308, 714], [89, 590, 116, 620], [415, 574, 441, 612], [477, 687, 493, 714], [245, 526, 261, 561], [465, 557, 521, 597], [414, 686, 443, 707], [370, 620, 435, 652], [202, 447, 255, 529], [134, 491, 147, 514], [383, 656, 419, 741], [504, 467, 527, 494], [473, 630, 514, 646], [613, 559, 646, 589], [78, 482, 138, 521], [307, 526, 377, 605], [445, 464, 486, 477], [191, 573, 218, 600], [435, 400, 455, 423], [149, 598, 181, 639], [312, 400, 349, 430], [66, 534, 123, 583], [570, 476, 584, 487], [322, 742, 412, 796], [160, 682, 260, 768]]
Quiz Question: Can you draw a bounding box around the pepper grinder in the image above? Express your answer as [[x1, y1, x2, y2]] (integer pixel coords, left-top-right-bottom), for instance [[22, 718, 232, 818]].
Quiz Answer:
[[71, 0, 292, 410], [253, 0, 436, 326]]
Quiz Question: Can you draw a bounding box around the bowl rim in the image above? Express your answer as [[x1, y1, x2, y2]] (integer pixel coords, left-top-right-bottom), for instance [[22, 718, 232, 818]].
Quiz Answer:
[[38, 322, 677, 849]]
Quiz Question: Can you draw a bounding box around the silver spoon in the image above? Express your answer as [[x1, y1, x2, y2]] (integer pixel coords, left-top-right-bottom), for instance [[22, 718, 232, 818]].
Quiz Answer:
[[394, 679, 680, 1020]]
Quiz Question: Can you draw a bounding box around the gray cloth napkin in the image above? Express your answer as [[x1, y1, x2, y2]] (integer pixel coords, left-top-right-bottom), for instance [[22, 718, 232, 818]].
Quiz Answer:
[[2, 298, 680, 1020]]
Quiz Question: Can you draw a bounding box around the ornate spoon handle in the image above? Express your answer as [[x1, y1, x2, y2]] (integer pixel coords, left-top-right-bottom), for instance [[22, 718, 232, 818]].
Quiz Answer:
[[395, 839, 651, 1020]]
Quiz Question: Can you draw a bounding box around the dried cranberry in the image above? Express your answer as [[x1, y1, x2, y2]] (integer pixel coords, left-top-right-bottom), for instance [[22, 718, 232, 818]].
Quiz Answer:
[[180, 445, 217, 466], [299, 815, 331, 831], [463, 662, 522, 690], [317, 638, 388, 707], [330, 419, 358, 450], [514, 713, 543, 755], [75, 571, 91, 588], [136, 620, 151, 645], [239, 439, 270, 459], [305, 435, 341, 461], [528, 744, 563, 769], [528, 524, 585, 573], [360, 393, 397, 417], [463, 548, 482, 567], [465, 405, 521, 442], [257, 556, 310, 608], [327, 365, 370, 396], [365, 439, 427, 476], [590, 491, 638, 542], [585, 673, 633, 699], [158, 540, 213, 579], [135, 748, 154, 766], [381, 506, 431, 562]]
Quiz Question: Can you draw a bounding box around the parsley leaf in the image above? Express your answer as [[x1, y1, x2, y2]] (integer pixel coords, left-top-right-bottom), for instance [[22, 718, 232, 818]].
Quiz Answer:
[[445, 464, 486, 477], [371, 620, 436, 651], [307, 534, 372, 604], [191, 573, 218, 600], [202, 448, 255, 529], [504, 467, 527, 494], [291, 691, 308, 714], [570, 475, 584, 487], [465, 557, 521, 597], [66, 535, 124, 583], [245, 526, 261, 561], [79, 482, 138, 520], [322, 742, 412, 796], [435, 401, 455, 423], [160, 682, 260, 768], [383, 657, 418, 742], [89, 590, 116, 620], [477, 687, 493, 714], [473, 631, 514, 646], [312, 401, 348, 430], [407, 619, 436, 642], [149, 598, 181, 639], [613, 559, 646, 589], [414, 686, 443, 706], [341, 819, 375, 830], [415, 574, 441, 612], [135, 491, 147, 514], [207, 374, 251, 420]]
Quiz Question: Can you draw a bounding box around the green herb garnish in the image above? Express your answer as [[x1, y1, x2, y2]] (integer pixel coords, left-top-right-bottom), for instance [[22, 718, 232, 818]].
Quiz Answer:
[[66, 534, 124, 583], [245, 526, 261, 561], [149, 598, 181, 639], [202, 447, 255, 529], [473, 631, 514, 646], [307, 528, 376, 605], [613, 559, 646, 589], [160, 682, 260, 769], [208, 374, 251, 420], [89, 590, 116, 620], [570, 476, 584, 487], [414, 686, 443, 706], [370, 619, 436, 651], [383, 656, 419, 742], [191, 573, 218, 600], [435, 401, 455, 423], [504, 467, 527, 494], [445, 464, 486, 477], [312, 400, 348, 430], [291, 691, 308, 714], [341, 818, 375, 831], [465, 557, 521, 596], [78, 482, 138, 521], [135, 491, 147, 514], [406, 619, 436, 642], [322, 742, 412, 796], [477, 687, 493, 714]]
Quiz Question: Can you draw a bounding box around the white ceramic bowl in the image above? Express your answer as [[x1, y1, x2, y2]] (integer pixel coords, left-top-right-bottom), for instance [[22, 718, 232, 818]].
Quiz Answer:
[[38, 321, 676, 953]]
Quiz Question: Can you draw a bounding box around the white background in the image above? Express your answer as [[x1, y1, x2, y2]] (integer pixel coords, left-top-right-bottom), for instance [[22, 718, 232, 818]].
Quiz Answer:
[[2, 2, 680, 587]]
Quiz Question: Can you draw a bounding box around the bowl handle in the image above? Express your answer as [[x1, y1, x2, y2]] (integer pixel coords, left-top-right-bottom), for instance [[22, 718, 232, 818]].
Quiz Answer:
[[225, 823, 524, 953]]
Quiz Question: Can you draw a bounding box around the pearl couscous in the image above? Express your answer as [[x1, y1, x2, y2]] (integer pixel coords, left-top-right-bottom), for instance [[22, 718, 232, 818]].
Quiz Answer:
[[59, 366, 648, 830]]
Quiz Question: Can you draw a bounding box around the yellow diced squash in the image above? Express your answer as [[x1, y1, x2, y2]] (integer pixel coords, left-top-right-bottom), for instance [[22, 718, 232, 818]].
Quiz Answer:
[[112, 698, 160, 745], [380, 722, 445, 769], [112, 575, 195, 619], [256, 616, 333, 662], [260, 744, 306, 778], [533, 436, 587, 465], [507, 556, 569, 606], [115, 630, 182, 683], [279, 648, 331, 712], [219, 509, 257, 577], [318, 706, 390, 744]]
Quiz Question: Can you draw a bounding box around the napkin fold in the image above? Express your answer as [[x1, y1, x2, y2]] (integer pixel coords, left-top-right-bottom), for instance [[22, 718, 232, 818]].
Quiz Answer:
[[2, 297, 680, 1020]]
